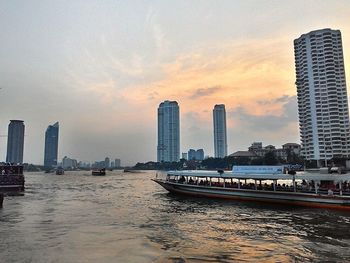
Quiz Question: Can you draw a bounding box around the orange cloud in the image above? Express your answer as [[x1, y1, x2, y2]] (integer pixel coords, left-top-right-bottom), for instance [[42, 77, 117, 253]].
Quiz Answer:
[[118, 37, 297, 123]]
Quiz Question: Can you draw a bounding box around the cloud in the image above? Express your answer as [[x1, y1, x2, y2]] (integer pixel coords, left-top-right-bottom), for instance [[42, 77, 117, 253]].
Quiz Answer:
[[189, 86, 222, 99], [229, 95, 298, 131]]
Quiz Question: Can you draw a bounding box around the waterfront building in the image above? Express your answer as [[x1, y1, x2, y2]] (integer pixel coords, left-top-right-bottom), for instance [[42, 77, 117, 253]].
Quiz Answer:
[[157, 100, 180, 162], [114, 158, 121, 168], [247, 142, 301, 161], [6, 120, 25, 164], [196, 149, 204, 161], [294, 28, 350, 165], [62, 156, 77, 170], [213, 104, 227, 158], [105, 157, 110, 168], [181, 152, 188, 160], [187, 149, 205, 161], [44, 122, 59, 168], [188, 149, 196, 160]]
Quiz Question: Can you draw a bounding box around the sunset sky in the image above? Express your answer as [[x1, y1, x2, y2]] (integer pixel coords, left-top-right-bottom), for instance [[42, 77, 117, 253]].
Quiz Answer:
[[1, 0, 350, 165]]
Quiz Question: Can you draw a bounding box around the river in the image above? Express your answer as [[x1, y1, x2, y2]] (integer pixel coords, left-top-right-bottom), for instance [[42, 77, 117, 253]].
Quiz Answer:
[[1, 170, 350, 262]]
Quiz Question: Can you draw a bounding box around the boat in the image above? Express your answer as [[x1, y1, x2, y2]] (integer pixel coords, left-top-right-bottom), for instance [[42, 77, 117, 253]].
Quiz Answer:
[[153, 165, 350, 211], [92, 168, 106, 176], [55, 167, 64, 175], [0, 164, 25, 194]]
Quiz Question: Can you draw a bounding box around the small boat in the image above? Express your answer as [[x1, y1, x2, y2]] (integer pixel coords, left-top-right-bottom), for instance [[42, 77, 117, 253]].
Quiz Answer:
[[0, 164, 25, 194], [56, 167, 64, 175], [153, 165, 350, 211], [92, 168, 106, 176]]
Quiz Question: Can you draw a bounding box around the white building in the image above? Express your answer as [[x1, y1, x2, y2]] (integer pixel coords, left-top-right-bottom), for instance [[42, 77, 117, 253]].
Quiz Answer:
[[213, 104, 228, 158], [157, 100, 180, 162], [294, 28, 350, 164]]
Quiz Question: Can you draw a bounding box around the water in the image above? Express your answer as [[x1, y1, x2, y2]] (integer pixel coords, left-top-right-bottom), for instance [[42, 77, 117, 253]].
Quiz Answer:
[[1, 171, 350, 263]]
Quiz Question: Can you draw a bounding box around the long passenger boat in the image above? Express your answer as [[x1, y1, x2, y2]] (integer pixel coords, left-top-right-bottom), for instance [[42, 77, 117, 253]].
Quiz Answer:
[[153, 166, 350, 211], [0, 164, 25, 194]]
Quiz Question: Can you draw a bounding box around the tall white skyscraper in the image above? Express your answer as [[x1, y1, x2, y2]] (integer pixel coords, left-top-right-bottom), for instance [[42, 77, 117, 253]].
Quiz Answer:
[[157, 100, 180, 162], [294, 28, 350, 164], [213, 104, 227, 158]]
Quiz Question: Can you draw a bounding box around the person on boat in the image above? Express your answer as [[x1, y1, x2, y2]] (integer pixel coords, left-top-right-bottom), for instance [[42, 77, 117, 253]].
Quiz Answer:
[[179, 176, 185, 183], [328, 188, 334, 196]]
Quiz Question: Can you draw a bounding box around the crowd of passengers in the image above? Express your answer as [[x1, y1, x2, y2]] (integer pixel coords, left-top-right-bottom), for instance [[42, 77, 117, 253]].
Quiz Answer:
[[168, 176, 350, 194], [0, 165, 23, 176]]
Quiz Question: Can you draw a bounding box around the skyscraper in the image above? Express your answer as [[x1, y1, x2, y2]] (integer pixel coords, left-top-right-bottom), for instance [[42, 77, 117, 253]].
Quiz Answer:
[[157, 100, 180, 162], [6, 120, 25, 164], [294, 29, 350, 164], [213, 104, 227, 158], [44, 122, 59, 168]]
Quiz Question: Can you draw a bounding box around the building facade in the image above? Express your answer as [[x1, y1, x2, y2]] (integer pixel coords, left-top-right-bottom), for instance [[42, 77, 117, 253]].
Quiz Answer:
[[6, 120, 25, 164], [213, 104, 227, 158], [44, 122, 59, 168], [294, 29, 350, 163], [188, 149, 196, 160], [195, 149, 204, 161], [157, 101, 180, 162], [114, 158, 121, 168]]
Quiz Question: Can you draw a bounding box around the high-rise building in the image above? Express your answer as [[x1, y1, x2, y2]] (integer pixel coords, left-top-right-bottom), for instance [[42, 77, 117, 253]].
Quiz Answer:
[[195, 149, 204, 161], [105, 157, 110, 168], [157, 100, 180, 162], [44, 122, 59, 168], [181, 152, 188, 160], [6, 120, 25, 164], [294, 29, 350, 164], [114, 158, 121, 168], [213, 104, 227, 158], [188, 149, 196, 160]]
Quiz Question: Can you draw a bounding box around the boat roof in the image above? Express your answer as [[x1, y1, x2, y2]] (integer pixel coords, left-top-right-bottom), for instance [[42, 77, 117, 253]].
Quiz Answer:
[[166, 170, 350, 181]]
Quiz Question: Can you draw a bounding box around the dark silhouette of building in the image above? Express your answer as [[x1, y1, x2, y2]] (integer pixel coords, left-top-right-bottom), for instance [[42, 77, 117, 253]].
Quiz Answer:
[[44, 122, 59, 168], [6, 120, 25, 164]]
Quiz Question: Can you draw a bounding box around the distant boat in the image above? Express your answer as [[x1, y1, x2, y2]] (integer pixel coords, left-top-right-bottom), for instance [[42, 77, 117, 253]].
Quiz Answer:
[[55, 167, 64, 175], [92, 168, 106, 176]]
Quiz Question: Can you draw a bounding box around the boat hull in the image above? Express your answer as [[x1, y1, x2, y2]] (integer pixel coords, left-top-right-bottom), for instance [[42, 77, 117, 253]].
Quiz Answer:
[[0, 175, 25, 194], [153, 179, 350, 211]]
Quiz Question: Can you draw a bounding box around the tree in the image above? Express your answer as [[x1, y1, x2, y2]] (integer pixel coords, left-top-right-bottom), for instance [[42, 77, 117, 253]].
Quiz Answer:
[[263, 151, 278, 165]]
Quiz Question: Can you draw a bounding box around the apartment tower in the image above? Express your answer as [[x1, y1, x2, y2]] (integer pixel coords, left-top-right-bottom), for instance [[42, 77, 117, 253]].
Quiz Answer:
[[44, 122, 59, 168], [157, 100, 180, 162], [294, 28, 350, 164], [213, 104, 227, 158], [6, 120, 25, 164]]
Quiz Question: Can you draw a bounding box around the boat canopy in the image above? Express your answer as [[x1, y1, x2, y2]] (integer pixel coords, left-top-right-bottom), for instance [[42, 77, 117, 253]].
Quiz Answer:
[[167, 169, 350, 182]]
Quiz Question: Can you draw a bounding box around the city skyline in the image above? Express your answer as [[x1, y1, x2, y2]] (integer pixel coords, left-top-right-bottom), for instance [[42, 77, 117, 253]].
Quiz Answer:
[[1, 1, 350, 165]]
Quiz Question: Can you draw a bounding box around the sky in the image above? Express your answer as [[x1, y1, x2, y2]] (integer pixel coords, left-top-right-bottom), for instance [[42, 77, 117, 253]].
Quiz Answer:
[[0, 0, 350, 165]]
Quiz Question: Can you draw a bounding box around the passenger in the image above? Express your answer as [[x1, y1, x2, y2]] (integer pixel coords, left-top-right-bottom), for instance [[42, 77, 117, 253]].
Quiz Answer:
[[328, 188, 334, 196]]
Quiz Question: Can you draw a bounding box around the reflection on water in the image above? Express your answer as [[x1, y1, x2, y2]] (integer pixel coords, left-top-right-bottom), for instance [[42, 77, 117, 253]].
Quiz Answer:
[[0, 171, 349, 262]]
